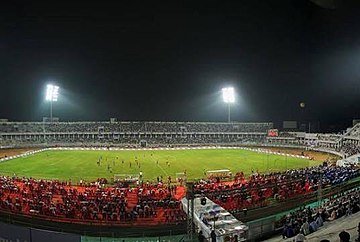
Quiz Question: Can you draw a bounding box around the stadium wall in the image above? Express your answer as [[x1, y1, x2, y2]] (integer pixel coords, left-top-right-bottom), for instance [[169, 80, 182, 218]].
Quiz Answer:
[[257, 143, 345, 158], [0, 208, 186, 238], [0, 221, 81, 242], [307, 147, 344, 158]]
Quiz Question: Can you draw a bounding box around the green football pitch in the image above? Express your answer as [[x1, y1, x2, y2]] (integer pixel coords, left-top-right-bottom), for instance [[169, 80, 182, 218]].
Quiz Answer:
[[0, 149, 322, 182]]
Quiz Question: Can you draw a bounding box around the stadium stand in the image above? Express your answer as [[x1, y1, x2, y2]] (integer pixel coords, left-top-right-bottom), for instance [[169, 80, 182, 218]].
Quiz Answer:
[[0, 163, 358, 228], [193, 164, 360, 213], [1, 120, 360, 240], [0, 176, 186, 226], [0, 121, 272, 147], [0, 121, 273, 133], [278, 188, 359, 240], [1, 121, 359, 159]]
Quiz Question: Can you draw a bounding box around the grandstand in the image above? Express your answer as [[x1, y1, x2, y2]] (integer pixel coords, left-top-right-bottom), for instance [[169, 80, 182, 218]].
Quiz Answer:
[[0, 121, 273, 147], [266, 188, 360, 242], [0, 120, 360, 241], [1, 120, 359, 159]]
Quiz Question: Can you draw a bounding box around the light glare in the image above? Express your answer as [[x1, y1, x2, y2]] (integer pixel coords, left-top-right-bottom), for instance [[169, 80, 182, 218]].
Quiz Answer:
[[222, 87, 235, 103], [46, 84, 59, 102]]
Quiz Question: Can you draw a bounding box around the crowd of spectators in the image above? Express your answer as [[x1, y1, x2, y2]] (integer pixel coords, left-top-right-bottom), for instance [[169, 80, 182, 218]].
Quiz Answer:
[[316, 134, 342, 142], [193, 164, 360, 213], [0, 133, 266, 147], [340, 143, 360, 157], [0, 176, 185, 225], [345, 123, 360, 137], [0, 163, 359, 229], [280, 188, 359, 240], [0, 121, 273, 134], [0, 121, 273, 147], [2, 122, 360, 159]]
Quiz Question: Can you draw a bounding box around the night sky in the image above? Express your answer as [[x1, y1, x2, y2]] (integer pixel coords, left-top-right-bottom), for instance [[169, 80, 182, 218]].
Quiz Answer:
[[0, 1, 359, 131]]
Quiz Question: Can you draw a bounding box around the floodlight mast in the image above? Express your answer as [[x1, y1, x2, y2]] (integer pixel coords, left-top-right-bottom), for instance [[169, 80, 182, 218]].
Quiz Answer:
[[46, 84, 59, 122], [222, 87, 235, 123]]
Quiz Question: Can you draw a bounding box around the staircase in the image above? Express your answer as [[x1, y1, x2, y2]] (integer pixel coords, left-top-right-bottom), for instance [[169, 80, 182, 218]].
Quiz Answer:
[[126, 190, 138, 209]]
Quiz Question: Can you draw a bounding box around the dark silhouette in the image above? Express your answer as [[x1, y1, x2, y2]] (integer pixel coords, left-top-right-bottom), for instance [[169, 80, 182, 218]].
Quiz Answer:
[[198, 231, 205, 242], [339, 230, 351, 242], [211, 230, 217, 242]]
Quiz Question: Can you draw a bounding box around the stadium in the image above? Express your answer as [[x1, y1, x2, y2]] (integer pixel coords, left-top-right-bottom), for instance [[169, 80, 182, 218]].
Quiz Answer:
[[2, 1, 360, 242], [0, 119, 359, 241]]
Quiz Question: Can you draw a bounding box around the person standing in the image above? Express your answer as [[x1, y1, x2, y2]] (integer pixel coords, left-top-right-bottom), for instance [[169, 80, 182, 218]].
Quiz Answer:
[[198, 231, 205, 242], [233, 235, 238, 242], [211, 230, 216, 242], [339, 230, 350, 242]]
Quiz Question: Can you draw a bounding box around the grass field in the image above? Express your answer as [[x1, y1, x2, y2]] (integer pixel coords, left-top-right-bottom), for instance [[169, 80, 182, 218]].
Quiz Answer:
[[0, 149, 323, 182]]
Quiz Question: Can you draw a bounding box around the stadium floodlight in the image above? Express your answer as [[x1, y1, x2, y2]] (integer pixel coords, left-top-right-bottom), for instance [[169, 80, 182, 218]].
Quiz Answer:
[[222, 87, 235, 104], [222, 87, 235, 122], [46, 84, 59, 101], [45, 84, 59, 122]]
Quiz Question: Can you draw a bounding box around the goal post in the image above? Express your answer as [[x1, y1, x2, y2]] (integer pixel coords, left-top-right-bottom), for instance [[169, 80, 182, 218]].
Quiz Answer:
[[175, 172, 187, 184], [206, 169, 232, 179], [114, 174, 139, 183]]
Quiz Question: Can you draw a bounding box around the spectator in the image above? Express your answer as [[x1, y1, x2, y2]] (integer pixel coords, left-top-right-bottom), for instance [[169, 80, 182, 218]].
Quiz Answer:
[[211, 230, 217, 242], [300, 219, 310, 235], [294, 231, 307, 242], [198, 230, 205, 242], [339, 230, 350, 242]]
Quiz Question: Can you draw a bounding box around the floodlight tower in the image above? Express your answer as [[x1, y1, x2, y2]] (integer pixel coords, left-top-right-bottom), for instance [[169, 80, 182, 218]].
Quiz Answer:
[[45, 84, 59, 122], [222, 87, 235, 123]]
